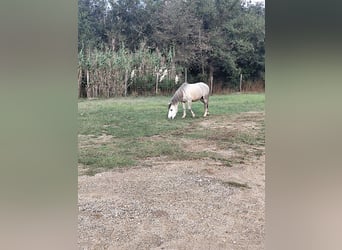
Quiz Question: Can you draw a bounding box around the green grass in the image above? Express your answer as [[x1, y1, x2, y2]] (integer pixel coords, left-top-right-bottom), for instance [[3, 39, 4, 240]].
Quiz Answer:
[[78, 93, 265, 174]]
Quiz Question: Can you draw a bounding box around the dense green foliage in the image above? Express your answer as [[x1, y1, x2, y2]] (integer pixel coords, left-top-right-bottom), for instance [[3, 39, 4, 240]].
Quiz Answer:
[[78, 0, 264, 97]]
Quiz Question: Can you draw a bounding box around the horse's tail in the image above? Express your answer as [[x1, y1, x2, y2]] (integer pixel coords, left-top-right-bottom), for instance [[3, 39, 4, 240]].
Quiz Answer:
[[209, 78, 213, 95], [204, 82, 211, 97]]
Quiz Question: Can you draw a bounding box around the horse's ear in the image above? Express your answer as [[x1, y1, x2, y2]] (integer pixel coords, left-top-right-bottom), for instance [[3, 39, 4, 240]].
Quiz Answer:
[[168, 103, 171, 109]]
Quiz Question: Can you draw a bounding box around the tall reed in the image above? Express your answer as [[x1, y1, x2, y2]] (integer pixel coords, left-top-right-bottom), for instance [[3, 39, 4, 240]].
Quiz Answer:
[[78, 43, 180, 98]]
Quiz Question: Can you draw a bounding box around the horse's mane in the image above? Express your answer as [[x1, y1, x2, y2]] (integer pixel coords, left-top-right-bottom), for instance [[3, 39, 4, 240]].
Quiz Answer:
[[171, 82, 187, 104]]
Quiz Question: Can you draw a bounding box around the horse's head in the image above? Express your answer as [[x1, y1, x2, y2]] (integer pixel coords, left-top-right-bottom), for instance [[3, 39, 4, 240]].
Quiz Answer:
[[168, 102, 178, 119]]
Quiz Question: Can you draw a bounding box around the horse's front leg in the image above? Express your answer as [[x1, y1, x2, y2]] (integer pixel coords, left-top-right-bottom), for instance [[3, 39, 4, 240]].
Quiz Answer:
[[182, 102, 186, 118], [188, 101, 195, 118]]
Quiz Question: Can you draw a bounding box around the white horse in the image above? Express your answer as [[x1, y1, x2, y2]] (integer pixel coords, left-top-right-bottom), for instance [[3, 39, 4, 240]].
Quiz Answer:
[[168, 82, 210, 119]]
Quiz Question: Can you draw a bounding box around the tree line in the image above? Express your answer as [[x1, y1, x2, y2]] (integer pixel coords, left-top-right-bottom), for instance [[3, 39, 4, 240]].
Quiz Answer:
[[78, 0, 265, 97]]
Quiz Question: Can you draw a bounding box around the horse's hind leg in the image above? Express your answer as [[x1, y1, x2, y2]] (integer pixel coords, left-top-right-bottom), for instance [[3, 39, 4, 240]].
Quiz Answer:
[[204, 102, 209, 117], [201, 96, 209, 117]]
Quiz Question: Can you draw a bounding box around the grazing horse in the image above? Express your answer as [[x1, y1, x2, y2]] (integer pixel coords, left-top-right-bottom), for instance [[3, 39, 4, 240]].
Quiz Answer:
[[168, 82, 210, 119]]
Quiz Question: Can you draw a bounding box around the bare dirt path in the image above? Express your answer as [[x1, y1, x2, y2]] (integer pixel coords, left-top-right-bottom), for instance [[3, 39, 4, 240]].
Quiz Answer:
[[78, 112, 265, 249]]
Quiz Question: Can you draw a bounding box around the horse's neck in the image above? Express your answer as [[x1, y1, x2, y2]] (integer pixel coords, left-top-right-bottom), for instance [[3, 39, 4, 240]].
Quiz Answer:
[[172, 90, 183, 104], [171, 97, 180, 105]]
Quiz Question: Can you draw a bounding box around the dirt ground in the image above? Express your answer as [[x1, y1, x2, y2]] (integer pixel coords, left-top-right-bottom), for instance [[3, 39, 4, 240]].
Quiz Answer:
[[78, 112, 265, 250]]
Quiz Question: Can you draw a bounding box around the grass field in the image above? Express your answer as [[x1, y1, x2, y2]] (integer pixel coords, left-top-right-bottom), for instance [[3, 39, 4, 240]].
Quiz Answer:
[[78, 93, 265, 175]]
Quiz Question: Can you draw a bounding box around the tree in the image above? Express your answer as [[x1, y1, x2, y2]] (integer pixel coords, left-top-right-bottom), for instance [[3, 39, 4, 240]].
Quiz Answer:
[[78, 0, 108, 50], [78, 0, 265, 95], [105, 0, 150, 51]]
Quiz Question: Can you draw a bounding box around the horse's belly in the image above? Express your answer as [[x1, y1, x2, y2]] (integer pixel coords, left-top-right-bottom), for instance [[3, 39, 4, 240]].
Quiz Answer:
[[191, 94, 202, 101]]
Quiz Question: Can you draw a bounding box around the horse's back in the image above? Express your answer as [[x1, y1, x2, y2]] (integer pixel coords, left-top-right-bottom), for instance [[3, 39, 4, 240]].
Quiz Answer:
[[194, 82, 209, 96], [184, 82, 209, 101], [197, 82, 209, 93], [185, 82, 209, 89]]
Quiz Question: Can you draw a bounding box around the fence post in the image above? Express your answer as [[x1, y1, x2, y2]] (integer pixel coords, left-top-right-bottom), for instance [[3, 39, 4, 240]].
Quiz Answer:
[[239, 73, 243, 92], [124, 69, 128, 97], [209, 65, 214, 95], [184, 68, 187, 83], [155, 72, 159, 95]]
